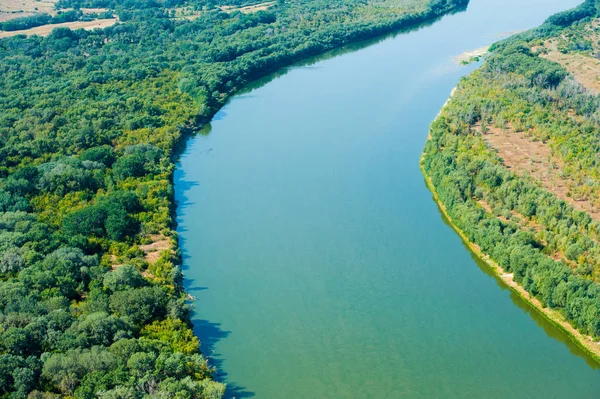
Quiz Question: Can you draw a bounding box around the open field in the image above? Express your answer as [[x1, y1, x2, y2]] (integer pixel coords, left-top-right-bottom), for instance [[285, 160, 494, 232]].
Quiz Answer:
[[0, 0, 109, 23], [170, 6, 203, 20], [0, 0, 56, 22], [0, 0, 56, 13], [0, 18, 117, 37]]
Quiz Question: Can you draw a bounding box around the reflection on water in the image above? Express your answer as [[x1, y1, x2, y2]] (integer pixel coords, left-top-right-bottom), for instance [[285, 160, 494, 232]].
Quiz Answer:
[[175, 0, 600, 397], [435, 195, 600, 370], [236, 13, 453, 96]]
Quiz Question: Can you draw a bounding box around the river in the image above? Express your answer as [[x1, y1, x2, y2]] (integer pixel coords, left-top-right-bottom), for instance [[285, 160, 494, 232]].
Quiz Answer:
[[174, 0, 600, 397]]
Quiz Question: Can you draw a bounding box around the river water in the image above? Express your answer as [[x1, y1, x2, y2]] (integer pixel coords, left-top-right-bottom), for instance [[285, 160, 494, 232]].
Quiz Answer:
[[175, 0, 600, 397]]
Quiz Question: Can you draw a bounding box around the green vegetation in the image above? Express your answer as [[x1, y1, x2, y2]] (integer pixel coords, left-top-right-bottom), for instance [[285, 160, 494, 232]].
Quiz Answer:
[[0, 10, 107, 32], [422, 0, 600, 358], [0, 0, 468, 397]]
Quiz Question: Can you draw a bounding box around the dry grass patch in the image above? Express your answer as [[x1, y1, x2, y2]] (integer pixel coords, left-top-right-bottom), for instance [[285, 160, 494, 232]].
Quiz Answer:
[[139, 234, 173, 264], [221, 1, 275, 14], [0, 18, 117, 37], [0, 0, 56, 22], [0, 0, 56, 13], [477, 122, 600, 221], [170, 6, 203, 20], [541, 50, 600, 93], [534, 22, 600, 93], [1, 6, 109, 22], [79, 8, 110, 14]]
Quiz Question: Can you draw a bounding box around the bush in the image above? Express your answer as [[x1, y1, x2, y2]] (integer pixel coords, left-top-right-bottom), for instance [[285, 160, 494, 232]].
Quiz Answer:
[[103, 265, 146, 292]]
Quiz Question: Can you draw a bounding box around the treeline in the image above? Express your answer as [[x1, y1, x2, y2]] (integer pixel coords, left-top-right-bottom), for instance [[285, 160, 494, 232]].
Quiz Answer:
[[544, 0, 598, 27], [0, 11, 85, 32], [0, 0, 468, 397], [56, 0, 187, 9], [422, 1, 600, 344]]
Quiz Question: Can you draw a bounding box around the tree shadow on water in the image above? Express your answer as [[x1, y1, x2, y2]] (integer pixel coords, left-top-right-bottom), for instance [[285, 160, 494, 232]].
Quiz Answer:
[[193, 319, 256, 398], [175, 177, 256, 397], [431, 191, 600, 369], [174, 177, 199, 210]]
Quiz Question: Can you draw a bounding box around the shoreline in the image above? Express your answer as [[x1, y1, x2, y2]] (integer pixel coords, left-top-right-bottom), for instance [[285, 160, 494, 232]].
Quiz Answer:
[[168, 2, 470, 376], [170, 1, 470, 163], [453, 45, 490, 64], [419, 153, 600, 365]]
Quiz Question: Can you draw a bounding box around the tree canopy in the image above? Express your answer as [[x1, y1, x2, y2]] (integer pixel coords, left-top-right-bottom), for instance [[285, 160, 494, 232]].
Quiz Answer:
[[0, 0, 469, 397], [422, 0, 600, 350]]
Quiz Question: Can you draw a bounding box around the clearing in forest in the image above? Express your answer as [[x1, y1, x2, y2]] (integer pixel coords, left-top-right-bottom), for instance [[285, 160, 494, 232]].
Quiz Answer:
[[541, 49, 600, 93], [220, 1, 275, 14], [477, 122, 600, 221], [139, 234, 173, 264], [536, 20, 600, 92]]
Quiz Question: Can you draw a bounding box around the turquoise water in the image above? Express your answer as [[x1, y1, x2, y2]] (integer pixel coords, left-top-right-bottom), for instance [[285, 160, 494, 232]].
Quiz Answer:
[[175, 0, 600, 397]]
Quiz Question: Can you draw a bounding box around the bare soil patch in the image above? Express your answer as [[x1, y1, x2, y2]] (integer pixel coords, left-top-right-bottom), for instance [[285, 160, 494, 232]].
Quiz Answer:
[[477, 122, 600, 220], [139, 234, 173, 264], [0, 18, 117, 37]]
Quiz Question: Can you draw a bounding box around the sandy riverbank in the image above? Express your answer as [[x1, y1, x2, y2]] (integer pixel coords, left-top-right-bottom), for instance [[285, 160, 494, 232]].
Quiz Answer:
[[420, 157, 600, 364], [420, 87, 600, 364]]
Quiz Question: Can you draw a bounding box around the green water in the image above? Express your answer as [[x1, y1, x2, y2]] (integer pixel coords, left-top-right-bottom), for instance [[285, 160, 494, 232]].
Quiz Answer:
[[174, 0, 600, 397]]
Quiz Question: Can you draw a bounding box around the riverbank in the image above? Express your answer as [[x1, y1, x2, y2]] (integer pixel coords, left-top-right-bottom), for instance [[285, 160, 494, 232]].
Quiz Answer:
[[420, 0, 600, 365], [167, 0, 471, 390], [419, 154, 600, 364], [0, 2, 475, 397], [170, 0, 470, 161], [176, 0, 600, 395], [453, 45, 489, 64]]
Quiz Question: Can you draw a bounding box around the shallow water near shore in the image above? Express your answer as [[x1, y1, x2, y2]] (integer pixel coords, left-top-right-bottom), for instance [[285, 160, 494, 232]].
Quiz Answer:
[[175, 0, 600, 397]]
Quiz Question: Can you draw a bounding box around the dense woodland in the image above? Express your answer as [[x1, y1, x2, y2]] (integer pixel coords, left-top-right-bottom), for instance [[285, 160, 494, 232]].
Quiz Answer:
[[423, 0, 600, 345], [0, 0, 469, 397]]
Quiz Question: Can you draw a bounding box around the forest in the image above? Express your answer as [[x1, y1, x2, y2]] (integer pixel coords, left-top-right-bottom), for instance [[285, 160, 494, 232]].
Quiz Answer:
[[422, 0, 600, 357], [0, 0, 469, 398]]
